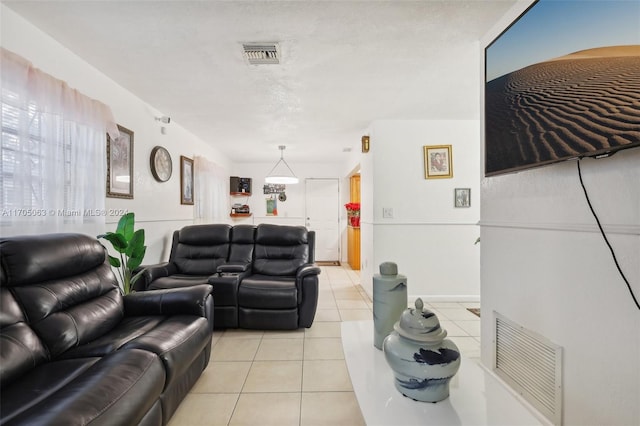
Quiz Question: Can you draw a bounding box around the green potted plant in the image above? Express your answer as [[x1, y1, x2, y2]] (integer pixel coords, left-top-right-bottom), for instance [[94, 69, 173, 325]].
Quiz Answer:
[[98, 212, 146, 294]]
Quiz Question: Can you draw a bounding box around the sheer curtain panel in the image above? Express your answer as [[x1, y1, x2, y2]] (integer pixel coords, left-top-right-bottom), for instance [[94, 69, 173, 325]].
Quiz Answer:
[[194, 155, 229, 224], [1, 48, 118, 236]]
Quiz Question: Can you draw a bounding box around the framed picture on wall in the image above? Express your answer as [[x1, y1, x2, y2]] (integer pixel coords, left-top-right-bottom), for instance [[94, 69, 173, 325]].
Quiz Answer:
[[424, 145, 453, 179], [180, 155, 194, 205], [106, 124, 134, 199], [455, 188, 471, 208]]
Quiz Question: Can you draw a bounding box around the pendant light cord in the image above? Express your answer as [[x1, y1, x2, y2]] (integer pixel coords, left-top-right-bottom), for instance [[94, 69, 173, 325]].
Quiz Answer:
[[577, 159, 640, 311]]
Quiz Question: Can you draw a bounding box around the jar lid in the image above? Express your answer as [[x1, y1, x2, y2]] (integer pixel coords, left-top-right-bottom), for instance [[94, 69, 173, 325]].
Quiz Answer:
[[393, 298, 447, 342]]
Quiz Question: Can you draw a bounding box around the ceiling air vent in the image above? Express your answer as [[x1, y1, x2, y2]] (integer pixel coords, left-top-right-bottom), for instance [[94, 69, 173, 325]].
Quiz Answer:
[[243, 43, 279, 65]]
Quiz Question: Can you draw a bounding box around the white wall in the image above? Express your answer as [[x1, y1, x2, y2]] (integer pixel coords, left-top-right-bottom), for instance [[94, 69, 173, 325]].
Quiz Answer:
[[1, 5, 231, 263], [480, 1, 640, 424], [360, 120, 481, 301]]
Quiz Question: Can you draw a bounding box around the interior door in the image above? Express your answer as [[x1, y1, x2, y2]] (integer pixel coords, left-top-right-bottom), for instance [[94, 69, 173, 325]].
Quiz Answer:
[[305, 178, 340, 263]]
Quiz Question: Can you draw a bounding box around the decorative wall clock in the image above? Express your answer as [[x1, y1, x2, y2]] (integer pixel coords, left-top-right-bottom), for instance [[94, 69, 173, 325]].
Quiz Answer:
[[150, 146, 172, 182]]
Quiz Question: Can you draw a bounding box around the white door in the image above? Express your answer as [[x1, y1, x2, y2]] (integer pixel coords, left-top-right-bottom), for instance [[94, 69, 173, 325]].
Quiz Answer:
[[305, 178, 340, 262]]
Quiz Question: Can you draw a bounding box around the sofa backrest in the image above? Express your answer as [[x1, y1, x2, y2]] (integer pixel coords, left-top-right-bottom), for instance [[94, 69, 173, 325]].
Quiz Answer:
[[228, 225, 256, 264], [252, 224, 311, 276], [0, 233, 123, 386], [171, 224, 232, 275]]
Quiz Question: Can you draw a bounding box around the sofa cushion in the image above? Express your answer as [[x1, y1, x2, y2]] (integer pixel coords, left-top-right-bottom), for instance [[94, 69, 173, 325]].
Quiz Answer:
[[0, 289, 49, 387], [149, 274, 210, 290], [173, 224, 232, 275], [1, 349, 165, 426], [121, 316, 211, 389], [253, 224, 309, 276], [228, 225, 256, 264], [238, 276, 298, 309], [0, 234, 124, 358]]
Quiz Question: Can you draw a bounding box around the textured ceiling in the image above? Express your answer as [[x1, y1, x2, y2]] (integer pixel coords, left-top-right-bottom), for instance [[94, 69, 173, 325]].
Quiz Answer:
[[4, 0, 517, 163]]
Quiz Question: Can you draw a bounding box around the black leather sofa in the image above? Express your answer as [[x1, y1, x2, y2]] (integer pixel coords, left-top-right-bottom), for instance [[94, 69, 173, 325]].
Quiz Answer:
[[0, 233, 213, 426], [137, 223, 321, 330]]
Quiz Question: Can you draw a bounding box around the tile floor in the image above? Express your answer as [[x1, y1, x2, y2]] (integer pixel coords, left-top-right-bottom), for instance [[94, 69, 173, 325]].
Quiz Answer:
[[168, 265, 481, 426]]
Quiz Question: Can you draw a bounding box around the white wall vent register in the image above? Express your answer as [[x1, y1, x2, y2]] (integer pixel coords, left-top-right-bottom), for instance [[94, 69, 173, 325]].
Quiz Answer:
[[494, 312, 563, 425], [243, 43, 279, 64]]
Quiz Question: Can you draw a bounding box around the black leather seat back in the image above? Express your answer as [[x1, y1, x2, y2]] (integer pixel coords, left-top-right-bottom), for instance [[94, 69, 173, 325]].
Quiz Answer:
[[228, 225, 256, 264], [252, 224, 309, 276], [0, 234, 123, 366], [172, 224, 232, 275]]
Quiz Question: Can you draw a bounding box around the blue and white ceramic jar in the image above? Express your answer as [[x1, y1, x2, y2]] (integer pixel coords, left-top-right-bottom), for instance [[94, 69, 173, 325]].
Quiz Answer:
[[382, 298, 461, 402]]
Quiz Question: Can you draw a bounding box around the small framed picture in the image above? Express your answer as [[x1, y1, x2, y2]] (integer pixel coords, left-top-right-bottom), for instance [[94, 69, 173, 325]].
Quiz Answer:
[[180, 156, 194, 205], [106, 124, 134, 199], [455, 188, 471, 208], [424, 145, 453, 179]]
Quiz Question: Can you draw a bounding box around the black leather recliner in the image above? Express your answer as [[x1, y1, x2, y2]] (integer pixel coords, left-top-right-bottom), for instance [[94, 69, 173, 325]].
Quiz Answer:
[[140, 223, 321, 330], [0, 233, 213, 426], [235, 223, 320, 329]]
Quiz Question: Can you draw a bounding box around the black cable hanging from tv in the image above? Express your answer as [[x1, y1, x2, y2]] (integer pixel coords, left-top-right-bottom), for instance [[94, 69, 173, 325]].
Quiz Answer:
[[577, 159, 639, 311]]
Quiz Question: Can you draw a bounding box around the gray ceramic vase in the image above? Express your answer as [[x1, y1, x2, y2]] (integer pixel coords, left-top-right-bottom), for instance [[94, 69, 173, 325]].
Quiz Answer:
[[373, 262, 407, 350], [382, 298, 461, 402]]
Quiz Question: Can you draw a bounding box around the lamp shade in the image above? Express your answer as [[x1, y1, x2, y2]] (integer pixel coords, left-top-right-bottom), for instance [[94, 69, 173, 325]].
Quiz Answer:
[[265, 145, 299, 184]]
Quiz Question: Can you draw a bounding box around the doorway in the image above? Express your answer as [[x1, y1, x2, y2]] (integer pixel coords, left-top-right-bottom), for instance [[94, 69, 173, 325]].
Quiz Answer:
[[305, 178, 340, 263]]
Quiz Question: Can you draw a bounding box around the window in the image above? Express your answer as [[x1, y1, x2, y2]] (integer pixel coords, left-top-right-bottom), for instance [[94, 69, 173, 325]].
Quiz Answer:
[[1, 48, 117, 235]]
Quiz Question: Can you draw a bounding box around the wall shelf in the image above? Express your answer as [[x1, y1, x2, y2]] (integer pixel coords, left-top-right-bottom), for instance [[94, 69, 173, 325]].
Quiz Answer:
[[230, 192, 251, 196], [230, 213, 252, 218]]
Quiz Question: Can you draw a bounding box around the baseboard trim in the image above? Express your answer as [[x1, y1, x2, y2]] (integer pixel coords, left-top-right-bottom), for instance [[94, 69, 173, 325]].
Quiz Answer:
[[409, 294, 480, 303]]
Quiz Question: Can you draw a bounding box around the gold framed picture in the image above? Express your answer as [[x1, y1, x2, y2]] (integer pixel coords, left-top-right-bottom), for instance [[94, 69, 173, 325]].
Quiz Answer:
[[424, 145, 453, 179], [106, 124, 134, 198], [180, 155, 194, 205]]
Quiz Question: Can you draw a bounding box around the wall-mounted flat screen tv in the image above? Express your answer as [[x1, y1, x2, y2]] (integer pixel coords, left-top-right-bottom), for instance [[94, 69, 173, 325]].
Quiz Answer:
[[484, 0, 640, 177]]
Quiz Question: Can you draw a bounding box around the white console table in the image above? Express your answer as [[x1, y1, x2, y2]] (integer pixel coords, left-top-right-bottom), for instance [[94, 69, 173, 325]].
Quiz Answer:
[[341, 320, 548, 426]]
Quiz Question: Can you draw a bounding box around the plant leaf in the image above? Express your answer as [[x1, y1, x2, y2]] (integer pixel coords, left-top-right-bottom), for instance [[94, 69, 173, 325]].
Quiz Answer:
[[108, 255, 121, 268], [127, 246, 146, 271], [116, 212, 135, 242], [126, 229, 145, 257], [99, 232, 128, 253]]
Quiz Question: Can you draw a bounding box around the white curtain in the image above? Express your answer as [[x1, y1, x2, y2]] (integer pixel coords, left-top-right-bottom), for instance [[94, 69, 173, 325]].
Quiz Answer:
[[194, 155, 229, 223], [1, 48, 118, 236]]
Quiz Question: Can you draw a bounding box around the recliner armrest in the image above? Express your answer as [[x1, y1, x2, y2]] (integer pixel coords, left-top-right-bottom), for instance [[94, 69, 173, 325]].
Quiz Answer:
[[297, 264, 321, 279], [123, 284, 213, 318], [135, 262, 179, 291], [217, 263, 251, 273]]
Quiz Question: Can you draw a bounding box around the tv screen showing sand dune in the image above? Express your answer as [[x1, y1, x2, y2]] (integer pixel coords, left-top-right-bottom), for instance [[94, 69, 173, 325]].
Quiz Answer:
[[484, 0, 640, 176]]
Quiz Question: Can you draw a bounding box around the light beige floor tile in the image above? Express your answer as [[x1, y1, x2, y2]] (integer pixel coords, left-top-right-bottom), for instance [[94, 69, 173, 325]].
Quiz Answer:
[[300, 392, 365, 426], [339, 309, 372, 321], [242, 360, 302, 393], [221, 329, 265, 339], [332, 288, 363, 300], [439, 320, 470, 337], [437, 307, 482, 321], [211, 338, 261, 361], [304, 337, 344, 360], [314, 309, 341, 322], [302, 359, 352, 391], [451, 336, 481, 358], [426, 301, 462, 308], [304, 321, 341, 338], [460, 301, 481, 309], [229, 392, 301, 425], [255, 338, 304, 361], [192, 361, 251, 393], [316, 298, 337, 309], [456, 320, 481, 337], [168, 393, 238, 426], [262, 329, 305, 339], [329, 280, 356, 290], [336, 299, 369, 310]]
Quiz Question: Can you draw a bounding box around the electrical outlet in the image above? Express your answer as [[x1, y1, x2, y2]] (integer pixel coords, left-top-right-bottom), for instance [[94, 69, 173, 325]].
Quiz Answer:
[[383, 207, 394, 218]]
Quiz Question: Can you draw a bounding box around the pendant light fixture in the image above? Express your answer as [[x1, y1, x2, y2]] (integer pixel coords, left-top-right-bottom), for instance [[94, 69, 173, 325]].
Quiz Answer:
[[265, 145, 299, 184]]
